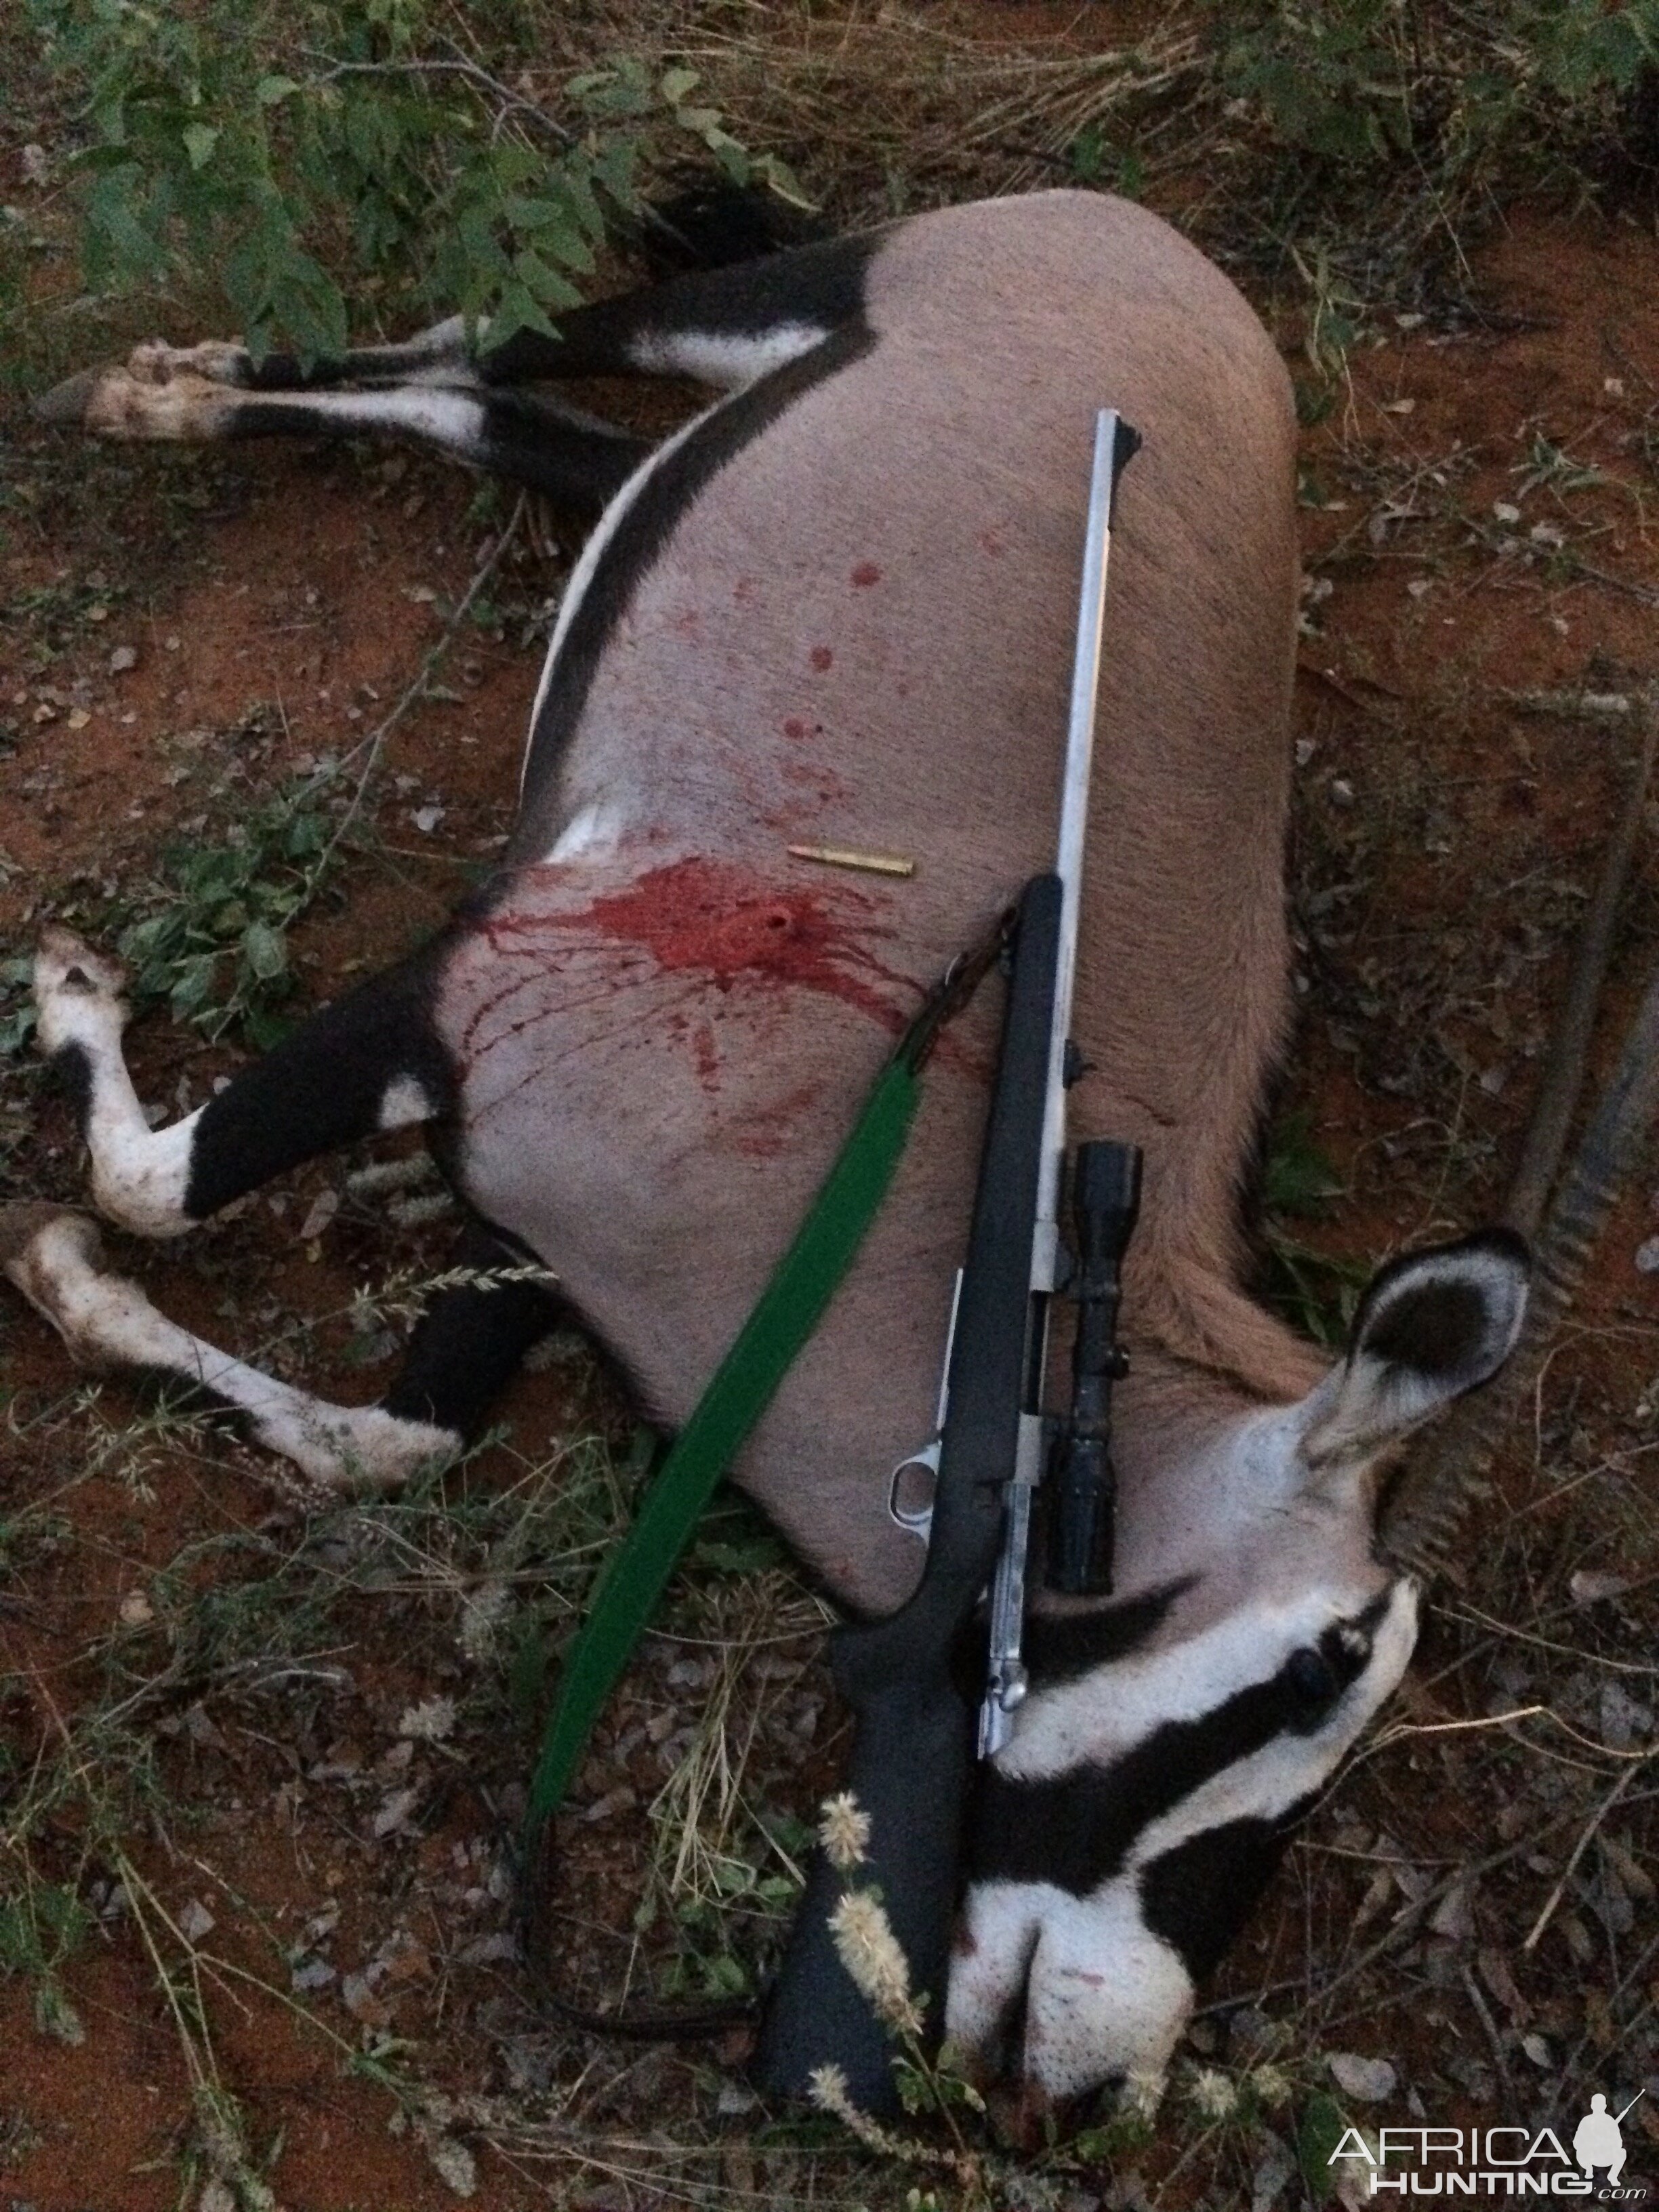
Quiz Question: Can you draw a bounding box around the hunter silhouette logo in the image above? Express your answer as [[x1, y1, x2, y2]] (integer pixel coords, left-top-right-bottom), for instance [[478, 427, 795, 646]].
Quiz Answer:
[[1330, 2092, 1650, 2197], [1575, 2094, 1643, 2192]]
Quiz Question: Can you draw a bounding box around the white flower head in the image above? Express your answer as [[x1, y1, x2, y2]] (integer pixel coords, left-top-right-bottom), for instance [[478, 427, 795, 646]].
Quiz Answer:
[[818, 1790, 872, 1872], [1189, 2066, 1238, 2121]]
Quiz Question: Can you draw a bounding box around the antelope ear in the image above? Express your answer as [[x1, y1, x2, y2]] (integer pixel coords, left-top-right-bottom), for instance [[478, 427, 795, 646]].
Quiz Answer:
[[1300, 1229, 1530, 1469]]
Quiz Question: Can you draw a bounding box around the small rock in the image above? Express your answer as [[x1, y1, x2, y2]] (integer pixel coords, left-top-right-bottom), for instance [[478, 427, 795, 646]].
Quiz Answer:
[[178, 1898, 216, 1942], [298, 1187, 339, 1242], [456, 1931, 517, 1967], [582, 1785, 637, 1824], [1529, 521, 1563, 548], [110, 644, 138, 674], [371, 1784, 422, 1838], [1252, 2137, 1297, 2212], [716, 2081, 757, 2116], [1407, 577, 1434, 599], [1571, 1568, 1632, 1605], [118, 1589, 155, 1628], [1329, 2051, 1397, 2102], [1522, 2032, 1553, 2068], [412, 804, 446, 834], [426, 2134, 477, 2197], [21, 144, 48, 187], [1381, 396, 1416, 415], [290, 1956, 336, 1992], [340, 1969, 392, 2026], [1635, 1235, 1659, 1275], [199, 2182, 236, 2212], [1600, 1680, 1653, 1752], [1492, 501, 1521, 524], [1429, 1881, 1475, 1942]]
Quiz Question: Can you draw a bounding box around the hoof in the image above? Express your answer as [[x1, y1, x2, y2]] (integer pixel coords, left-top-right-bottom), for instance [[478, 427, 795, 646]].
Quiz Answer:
[[33, 366, 102, 426], [37, 923, 126, 996], [127, 337, 249, 388], [35, 926, 129, 1061]]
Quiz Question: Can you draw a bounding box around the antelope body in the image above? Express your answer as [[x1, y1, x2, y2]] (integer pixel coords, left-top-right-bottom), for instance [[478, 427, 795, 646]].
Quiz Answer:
[[8, 191, 1529, 2104]]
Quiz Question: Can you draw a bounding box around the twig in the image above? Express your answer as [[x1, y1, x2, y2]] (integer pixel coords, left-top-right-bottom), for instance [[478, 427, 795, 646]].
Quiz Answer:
[[1522, 1755, 1648, 1952], [310, 493, 525, 874], [1461, 1962, 1515, 2103], [1503, 687, 1637, 718], [303, 50, 573, 144]]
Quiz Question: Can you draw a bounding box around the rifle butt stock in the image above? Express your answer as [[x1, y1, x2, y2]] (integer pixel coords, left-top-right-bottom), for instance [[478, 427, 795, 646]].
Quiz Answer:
[[754, 1620, 975, 2112]]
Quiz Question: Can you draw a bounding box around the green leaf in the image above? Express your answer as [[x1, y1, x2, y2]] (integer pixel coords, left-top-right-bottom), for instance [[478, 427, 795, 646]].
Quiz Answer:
[[659, 65, 701, 106], [256, 74, 301, 105], [241, 918, 287, 981], [1298, 2092, 1349, 2201], [182, 121, 220, 170]]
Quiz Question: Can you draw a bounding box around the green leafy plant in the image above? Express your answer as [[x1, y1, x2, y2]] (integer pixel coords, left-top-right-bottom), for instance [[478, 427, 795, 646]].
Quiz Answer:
[[26, 0, 804, 364], [1215, 0, 1659, 185], [114, 772, 336, 1047]]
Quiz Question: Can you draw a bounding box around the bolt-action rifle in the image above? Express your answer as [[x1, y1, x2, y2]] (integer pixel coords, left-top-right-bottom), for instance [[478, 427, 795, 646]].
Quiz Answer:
[[755, 410, 1142, 2114]]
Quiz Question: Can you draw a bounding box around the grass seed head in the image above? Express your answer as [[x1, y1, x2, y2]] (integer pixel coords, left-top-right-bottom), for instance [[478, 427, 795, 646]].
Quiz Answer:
[[819, 1789, 872, 1870], [827, 1887, 924, 2039]]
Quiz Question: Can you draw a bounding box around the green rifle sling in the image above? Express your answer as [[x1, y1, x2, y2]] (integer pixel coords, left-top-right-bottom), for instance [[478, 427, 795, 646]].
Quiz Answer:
[[523, 928, 1003, 1841]]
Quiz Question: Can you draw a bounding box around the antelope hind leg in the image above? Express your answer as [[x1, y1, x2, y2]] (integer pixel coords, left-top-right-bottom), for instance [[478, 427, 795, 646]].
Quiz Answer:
[[0, 1206, 456, 1494]]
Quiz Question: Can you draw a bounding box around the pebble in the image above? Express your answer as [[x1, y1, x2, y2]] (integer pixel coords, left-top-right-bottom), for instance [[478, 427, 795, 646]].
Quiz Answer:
[[1635, 1235, 1659, 1275], [109, 644, 138, 673], [1329, 2051, 1397, 2102]]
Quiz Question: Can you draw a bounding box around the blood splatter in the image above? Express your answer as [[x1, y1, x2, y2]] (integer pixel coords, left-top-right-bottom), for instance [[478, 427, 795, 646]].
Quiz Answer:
[[691, 1021, 720, 1090], [850, 561, 882, 588], [979, 529, 1006, 558], [782, 716, 808, 741], [541, 857, 910, 1030], [809, 645, 834, 672]]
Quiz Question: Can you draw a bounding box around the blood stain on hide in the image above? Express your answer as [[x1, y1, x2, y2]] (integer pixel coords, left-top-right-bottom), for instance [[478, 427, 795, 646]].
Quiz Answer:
[[979, 529, 1006, 558], [691, 1021, 719, 1090], [729, 1079, 821, 1159], [782, 717, 808, 741], [497, 857, 914, 1033], [850, 561, 882, 588], [809, 645, 834, 672]]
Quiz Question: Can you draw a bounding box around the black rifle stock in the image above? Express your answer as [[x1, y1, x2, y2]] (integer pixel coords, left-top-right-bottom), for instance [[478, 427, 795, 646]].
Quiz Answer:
[[754, 874, 1063, 2113]]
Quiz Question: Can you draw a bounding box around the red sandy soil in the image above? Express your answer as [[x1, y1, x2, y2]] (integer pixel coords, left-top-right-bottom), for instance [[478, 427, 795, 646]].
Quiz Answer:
[[2, 192, 1658, 2209]]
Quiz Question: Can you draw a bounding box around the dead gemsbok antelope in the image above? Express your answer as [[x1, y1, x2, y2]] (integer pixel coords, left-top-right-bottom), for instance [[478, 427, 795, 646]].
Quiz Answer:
[[9, 190, 1655, 2108]]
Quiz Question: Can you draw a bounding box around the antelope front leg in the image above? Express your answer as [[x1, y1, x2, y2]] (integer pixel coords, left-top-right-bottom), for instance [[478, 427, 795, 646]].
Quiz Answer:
[[35, 926, 199, 1236], [35, 923, 458, 1235]]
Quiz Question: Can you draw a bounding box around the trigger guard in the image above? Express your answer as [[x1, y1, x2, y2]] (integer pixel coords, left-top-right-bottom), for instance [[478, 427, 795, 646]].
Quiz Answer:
[[888, 1439, 940, 1540]]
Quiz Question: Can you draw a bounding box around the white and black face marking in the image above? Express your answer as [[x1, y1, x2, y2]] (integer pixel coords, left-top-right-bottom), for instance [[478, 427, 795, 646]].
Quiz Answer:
[[948, 1580, 1418, 2101], [945, 1230, 1528, 2104]]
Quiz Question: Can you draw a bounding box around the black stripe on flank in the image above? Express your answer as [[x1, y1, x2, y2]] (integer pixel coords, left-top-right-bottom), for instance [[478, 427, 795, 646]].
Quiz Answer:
[[968, 1598, 1391, 1897], [1022, 1580, 1195, 1691], [1138, 1801, 1313, 1983], [509, 312, 877, 857], [480, 231, 879, 384]]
